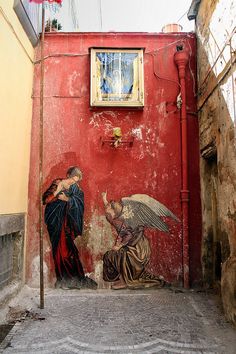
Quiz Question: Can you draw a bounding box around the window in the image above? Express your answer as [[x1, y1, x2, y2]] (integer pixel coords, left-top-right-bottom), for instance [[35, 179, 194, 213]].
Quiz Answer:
[[90, 48, 144, 107]]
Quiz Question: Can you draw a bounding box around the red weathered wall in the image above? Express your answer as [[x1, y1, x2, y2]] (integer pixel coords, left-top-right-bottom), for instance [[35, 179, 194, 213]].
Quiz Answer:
[[27, 32, 201, 288]]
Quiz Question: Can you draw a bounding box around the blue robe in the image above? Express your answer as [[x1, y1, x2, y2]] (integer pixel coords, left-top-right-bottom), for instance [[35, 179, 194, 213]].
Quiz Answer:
[[43, 180, 85, 284]]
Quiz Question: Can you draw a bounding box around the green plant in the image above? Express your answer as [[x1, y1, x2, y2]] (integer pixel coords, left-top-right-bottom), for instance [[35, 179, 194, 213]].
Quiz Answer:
[[45, 18, 62, 32]]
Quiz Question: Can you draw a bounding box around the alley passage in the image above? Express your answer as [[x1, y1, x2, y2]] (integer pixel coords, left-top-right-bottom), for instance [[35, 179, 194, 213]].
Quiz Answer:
[[0, 288, 235, 354]]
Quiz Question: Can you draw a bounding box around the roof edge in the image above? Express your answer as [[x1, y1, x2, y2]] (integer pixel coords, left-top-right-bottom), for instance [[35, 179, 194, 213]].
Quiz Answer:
[[43, 31, 196, 37]]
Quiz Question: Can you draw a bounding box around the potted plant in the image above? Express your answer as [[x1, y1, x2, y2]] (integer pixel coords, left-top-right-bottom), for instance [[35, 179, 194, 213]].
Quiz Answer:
[[45, 18, 62, 32]]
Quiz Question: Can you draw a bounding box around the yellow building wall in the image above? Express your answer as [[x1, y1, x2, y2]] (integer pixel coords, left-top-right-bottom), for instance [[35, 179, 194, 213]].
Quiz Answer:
[[0, 0, 34, 214]]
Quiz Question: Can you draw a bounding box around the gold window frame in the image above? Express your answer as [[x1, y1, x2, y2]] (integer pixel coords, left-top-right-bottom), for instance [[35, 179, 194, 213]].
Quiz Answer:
[[90, 48, 144, 107]]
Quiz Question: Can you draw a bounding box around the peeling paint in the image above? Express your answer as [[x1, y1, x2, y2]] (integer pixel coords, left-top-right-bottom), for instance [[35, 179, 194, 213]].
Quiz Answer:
[[30, 256, 49, 288], [89, 111, 118, 129], [156, 102, 168, 118], [68, 71, 79, 96], [85, 214, 114, 256], [132, 127, 142, 140]]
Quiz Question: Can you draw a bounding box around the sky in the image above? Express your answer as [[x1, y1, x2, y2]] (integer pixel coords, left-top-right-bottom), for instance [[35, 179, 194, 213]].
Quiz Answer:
[[54, 0, 194, 33]]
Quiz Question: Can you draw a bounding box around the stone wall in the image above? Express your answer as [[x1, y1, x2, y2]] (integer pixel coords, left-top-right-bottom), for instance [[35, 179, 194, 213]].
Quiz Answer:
[[0, 214, 25, 312], [195, 0, 236, 325]]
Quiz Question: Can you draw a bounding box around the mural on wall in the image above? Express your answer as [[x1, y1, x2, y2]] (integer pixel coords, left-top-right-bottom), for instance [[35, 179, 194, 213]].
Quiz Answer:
[[102, 192, 179, 289], [43, 166, 97, 289], [26, 33, 201, 288]]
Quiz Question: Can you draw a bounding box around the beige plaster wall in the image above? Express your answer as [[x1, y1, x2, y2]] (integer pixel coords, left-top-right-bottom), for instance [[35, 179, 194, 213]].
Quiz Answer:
[[196, 0, 236, 325], [0, 0, 34, 214]]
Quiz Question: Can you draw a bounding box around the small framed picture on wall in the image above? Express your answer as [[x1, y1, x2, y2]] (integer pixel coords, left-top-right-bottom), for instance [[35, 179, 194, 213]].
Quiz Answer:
[[90, 48, 144, 107]]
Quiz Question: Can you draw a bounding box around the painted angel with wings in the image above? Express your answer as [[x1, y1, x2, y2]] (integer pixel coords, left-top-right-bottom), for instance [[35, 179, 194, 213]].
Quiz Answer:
[[102, 192, 179, 289]]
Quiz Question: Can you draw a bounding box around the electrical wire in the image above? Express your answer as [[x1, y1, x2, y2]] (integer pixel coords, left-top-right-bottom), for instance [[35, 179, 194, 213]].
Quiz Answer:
[[176, 10, 188, 23], [33, 35, 196, 99], [0, 6, 34, 64], [145, 38, 192, 89], [34, 52, 88, 64], [149, 52, 181, 89]]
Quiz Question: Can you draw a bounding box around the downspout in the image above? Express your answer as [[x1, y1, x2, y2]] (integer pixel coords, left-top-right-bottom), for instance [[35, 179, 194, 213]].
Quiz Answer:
[[174, 47, 190, 288]]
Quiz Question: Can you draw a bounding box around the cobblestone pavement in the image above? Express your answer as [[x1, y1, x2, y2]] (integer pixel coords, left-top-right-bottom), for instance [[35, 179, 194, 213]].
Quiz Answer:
[[0, 288, 235, 354]]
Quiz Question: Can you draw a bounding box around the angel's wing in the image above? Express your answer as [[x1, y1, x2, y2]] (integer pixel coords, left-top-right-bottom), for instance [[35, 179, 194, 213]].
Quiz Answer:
[[120, 194, 179, 233]]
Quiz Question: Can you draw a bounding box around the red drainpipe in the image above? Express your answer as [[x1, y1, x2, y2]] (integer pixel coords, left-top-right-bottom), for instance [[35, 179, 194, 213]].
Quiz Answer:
[[174, 48, 190, 288]]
